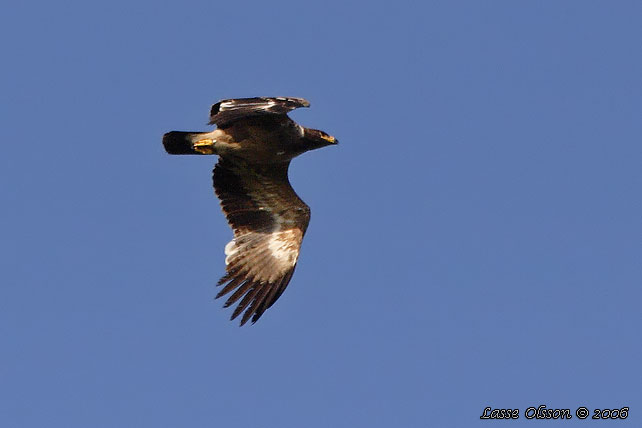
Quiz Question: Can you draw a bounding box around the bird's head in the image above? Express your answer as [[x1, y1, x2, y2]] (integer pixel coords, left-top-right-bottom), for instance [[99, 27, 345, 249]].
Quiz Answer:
[[302, 128, 339, 150]]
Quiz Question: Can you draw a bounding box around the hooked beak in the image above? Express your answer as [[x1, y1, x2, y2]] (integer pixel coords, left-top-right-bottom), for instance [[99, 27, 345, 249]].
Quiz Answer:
[[322, 135, 339, 145]]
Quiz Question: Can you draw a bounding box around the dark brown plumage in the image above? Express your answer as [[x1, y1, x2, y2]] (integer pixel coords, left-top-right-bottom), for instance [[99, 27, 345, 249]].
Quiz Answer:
[[162, 97, 337, 325]]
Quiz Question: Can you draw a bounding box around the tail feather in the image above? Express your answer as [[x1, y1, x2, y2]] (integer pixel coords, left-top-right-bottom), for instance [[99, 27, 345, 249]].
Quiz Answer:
[[163, 131, 213, 155]]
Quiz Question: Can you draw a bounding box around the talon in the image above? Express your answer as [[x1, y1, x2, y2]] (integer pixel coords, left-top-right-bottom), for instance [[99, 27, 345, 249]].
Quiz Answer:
[[194, 139, 216, 154]]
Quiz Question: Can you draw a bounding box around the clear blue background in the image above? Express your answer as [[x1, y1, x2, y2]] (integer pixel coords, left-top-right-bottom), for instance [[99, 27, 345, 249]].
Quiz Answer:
[[2, 1, 640, 427]]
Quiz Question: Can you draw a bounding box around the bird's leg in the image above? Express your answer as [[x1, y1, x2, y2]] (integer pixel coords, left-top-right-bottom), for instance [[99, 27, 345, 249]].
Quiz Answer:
[[193, 139, 216, 155]]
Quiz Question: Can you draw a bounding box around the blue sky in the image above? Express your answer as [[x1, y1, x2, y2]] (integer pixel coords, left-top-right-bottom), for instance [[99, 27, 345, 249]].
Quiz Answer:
[[1, 1, 641, 427]]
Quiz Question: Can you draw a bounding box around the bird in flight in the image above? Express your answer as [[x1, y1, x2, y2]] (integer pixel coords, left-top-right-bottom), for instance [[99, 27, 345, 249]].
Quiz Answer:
[[163, 97, 338, 325]]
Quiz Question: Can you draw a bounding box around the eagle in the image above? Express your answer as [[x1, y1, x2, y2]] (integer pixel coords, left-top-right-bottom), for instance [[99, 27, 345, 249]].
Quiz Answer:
[[162, 97, 338, 325]]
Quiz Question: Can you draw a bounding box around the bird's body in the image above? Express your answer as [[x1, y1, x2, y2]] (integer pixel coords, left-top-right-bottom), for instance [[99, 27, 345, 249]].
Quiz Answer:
[[163, 97, 337, 325]]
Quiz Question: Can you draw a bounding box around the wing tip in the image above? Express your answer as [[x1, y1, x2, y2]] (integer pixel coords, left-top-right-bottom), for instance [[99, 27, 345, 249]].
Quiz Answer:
[[209, 96, 310, 122], [216, 267, 296, 326]]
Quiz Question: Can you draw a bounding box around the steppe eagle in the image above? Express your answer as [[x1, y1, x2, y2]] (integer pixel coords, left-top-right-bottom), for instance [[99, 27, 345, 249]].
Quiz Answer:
[[163, 97, 337, 325]]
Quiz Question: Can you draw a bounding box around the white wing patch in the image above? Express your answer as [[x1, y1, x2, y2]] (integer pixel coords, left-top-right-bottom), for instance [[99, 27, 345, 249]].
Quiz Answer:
[[224, 240, 239, 265], [219, 99, 276, 112], [223, 228, 302, 281], [267, 229, 300, 266]]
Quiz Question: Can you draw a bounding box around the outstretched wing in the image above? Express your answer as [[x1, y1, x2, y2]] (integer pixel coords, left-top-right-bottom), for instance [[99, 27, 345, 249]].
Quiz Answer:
[[213, 157, 311, 325], [209, 97, 310, 128]]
